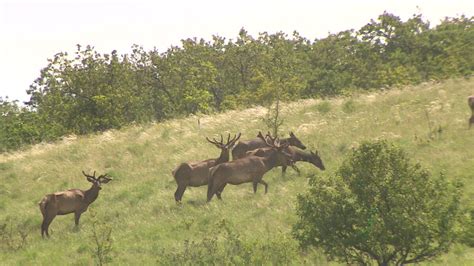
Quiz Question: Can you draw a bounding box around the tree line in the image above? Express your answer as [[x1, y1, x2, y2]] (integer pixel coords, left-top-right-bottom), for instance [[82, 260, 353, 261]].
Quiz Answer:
[[1, 12, 473, 152]]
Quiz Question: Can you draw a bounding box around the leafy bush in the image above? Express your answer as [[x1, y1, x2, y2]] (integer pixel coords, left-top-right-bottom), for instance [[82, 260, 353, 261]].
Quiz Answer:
[[89, 210, 114, 265], [2, 13, 474, 152], [293, 140, 464, 266], [315, 101, 331, 114], [0, 218, 32, 251], [157, 219, 300, 265]]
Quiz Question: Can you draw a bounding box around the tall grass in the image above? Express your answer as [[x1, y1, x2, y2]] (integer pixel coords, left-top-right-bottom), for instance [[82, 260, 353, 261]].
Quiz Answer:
[[0, 78, 473, 264]]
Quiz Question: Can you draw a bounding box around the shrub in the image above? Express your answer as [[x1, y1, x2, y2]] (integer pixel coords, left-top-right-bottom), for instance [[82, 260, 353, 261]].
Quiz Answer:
[[157, 219, 300, 265], [293, 140, 464, 266]]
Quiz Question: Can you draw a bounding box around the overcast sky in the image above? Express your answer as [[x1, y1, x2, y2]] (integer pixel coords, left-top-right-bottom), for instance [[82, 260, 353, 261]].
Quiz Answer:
[[1, 0, 472, 103]]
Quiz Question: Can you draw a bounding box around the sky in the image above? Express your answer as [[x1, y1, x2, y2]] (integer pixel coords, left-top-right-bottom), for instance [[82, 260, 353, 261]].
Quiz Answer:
[[0, 0, 473, 103]]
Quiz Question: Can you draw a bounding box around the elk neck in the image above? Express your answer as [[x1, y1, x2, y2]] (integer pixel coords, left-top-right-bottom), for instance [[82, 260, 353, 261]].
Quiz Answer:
[[84, 184, 101, 204], [261, 150, 282, 170], [294, 150, 311, 162], [215, 149, 230, 165]]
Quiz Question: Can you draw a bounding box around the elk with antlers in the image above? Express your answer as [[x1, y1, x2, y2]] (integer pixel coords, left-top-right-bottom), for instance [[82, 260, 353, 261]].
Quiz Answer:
[[38, 171, 112, 238], [232, 131, 306, 160], [172, 133, 241, 202], [207, 133, 293, 202], [247, 145, 325, 174]]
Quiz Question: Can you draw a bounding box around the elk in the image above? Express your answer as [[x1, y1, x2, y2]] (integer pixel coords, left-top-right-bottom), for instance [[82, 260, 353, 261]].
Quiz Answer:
[[469, 96, 474, 128], [247, 145, 325, 174], [172, 133, 241, 202], [38, 171, 112, 238], [231, 131, 307, 160], [207, 134, 293, 202]]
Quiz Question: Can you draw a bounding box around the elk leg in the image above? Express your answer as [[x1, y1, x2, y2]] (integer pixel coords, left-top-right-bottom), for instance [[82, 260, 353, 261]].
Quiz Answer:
[[41, 214, 56, 238], [174, 184, 187, 202], [291, 164, 301, 175], [259, 180, 269, 194], [207, 183, 218, 202], [74, 212, 82, 226], [216, 184, 226, 200], [253, 181, 258, 193], [281, 165, 287, 175]]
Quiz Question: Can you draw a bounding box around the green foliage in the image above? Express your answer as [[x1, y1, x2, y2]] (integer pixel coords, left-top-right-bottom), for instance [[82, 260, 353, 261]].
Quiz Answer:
[[263, 98, 285, 136], [293, 140, 464, 265], [0, 78, 473, 264], [342, 99, 357, 114], [460, 209, 474, 247], [2, 13, 474, 153], [0, 218, 32, 251], [89, 210, 114, 265], [158, 219, 300, 265], [315, 101, 331, 114]]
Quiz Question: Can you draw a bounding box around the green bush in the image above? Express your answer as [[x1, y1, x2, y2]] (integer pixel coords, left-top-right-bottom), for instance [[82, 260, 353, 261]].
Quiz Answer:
[[157, 219, 300, 265], [2, 13, 474, 152], [315, 101, 331, 114], [293, 140, 464, 266]]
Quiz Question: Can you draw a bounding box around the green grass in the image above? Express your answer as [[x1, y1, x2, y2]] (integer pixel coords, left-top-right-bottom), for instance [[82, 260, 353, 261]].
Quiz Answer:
[[1, 78, 474, 265]]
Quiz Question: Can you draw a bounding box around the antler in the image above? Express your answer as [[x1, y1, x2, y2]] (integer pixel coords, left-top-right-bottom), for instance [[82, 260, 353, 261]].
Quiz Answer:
[[257, 131, 265, 140], [82, 170, 97, 182], [207, 133, 241, 148], [264, 132, 278, 147], [82, 170, 96, 179], [226, 132, 241, 148], [206, 134, 225, 147], [97, 173, 113, 184]]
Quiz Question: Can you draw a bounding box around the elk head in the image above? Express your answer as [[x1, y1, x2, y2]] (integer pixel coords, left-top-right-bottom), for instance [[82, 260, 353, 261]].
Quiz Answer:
[[309, 150, 325, 170], [260, 132, 294, 166], [82, 171, 112, 190], [288, 132, 306, 150]]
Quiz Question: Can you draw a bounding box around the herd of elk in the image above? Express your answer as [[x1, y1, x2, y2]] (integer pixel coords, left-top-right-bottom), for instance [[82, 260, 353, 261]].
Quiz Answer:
[[246, 144, 325, 174], [469, 96, 474, 128], [37, 131, 323, 237], [231, 131, 306, 159], [172, 133, 241, 202], [38, 171, 112, 238], [34, 94, 473, 237], [207, 133, 294, 201]]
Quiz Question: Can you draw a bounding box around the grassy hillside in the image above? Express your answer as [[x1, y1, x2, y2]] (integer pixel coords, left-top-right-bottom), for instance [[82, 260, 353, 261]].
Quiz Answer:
[[1, 78, 473, 265]]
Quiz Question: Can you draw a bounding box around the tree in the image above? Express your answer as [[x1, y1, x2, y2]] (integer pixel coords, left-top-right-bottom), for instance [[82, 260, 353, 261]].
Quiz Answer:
[[257, 31, 308, 136], [293, 140, 464, 266]]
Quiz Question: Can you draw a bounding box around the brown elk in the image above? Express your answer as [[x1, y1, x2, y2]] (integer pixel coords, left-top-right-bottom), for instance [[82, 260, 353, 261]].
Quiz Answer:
[[38, 171, 112, 238], [172, 133, 241, 202], [231, 131, 306, 160], [469, 96, 474, 128], [207, 134, 293, 202], [247, 145, 325, 174]]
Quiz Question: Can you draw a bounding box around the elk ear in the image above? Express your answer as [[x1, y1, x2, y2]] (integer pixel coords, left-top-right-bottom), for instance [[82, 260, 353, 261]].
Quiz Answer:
[[99, 174, 113, 184], [290, 131, 295, 137], [101, 177, 112, 184]]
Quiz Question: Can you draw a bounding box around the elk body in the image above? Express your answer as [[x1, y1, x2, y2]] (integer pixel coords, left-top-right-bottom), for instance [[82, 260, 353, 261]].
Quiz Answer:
[[247, 146, 325, 174], [172, 133, 240, 202], [469, 96, 474, 128], [38, 171, 112, 238], [231, 131, 306, 160], [207, 134, 292, 202]]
